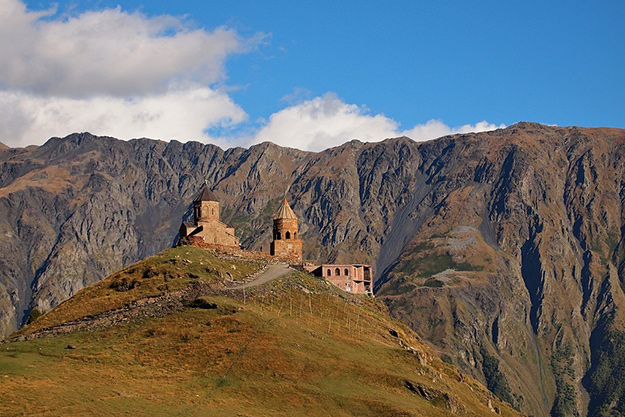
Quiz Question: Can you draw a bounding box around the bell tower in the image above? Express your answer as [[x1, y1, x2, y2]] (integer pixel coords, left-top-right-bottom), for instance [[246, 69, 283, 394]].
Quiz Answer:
[[270, 199, 303, 261]]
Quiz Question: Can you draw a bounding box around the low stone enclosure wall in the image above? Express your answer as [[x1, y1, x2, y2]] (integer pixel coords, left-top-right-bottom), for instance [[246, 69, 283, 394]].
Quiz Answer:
[[180, 236, 301, 265], [7, 281, 220, 343]]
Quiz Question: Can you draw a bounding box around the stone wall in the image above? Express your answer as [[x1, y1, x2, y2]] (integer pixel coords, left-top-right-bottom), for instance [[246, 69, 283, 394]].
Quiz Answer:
[[193, 219, 239, 247], [270, 238, 303, 261], [184, 236, 300, 264]]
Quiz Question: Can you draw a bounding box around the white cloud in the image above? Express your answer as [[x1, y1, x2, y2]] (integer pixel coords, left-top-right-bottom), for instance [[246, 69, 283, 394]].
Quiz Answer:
[[0, 0, 254, 97], [248, 93, 504, 151], [0, 86, 247, 147], [0, 0, 261, 147], [401, 119, 506, 142], [0, 1, 504, 150], [250, 93, 399, 151]]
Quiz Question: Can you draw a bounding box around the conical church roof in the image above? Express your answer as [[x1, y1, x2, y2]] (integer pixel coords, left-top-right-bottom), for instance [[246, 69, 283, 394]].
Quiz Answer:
[[275, 198, 297, 220], [193, 184, 219, 202]]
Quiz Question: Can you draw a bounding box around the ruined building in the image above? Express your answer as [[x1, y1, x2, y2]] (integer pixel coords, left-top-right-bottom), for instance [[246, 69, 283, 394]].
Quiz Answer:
[[311, 264, 373, 296], [179, 185, 240, 247], [270, 199, 303, 261]]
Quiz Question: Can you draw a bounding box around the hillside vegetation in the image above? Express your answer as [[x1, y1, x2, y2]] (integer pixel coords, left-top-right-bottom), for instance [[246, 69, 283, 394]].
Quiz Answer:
[[1, 247, 518, 416]]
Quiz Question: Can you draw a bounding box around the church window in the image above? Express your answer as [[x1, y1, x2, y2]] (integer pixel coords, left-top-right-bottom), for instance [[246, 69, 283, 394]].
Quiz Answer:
[[212, 208, 215, 216], [285, 231, 291, 239], [335, 268, 341, 276], [345, 268, 349, 276], [294, 232, 297, 238], [276, 232, 281, 240], [327, 269, 332, 276]]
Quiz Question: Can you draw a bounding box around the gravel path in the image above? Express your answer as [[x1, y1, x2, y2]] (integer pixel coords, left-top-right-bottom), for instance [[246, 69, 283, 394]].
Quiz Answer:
[[229, 264, 293, 289]]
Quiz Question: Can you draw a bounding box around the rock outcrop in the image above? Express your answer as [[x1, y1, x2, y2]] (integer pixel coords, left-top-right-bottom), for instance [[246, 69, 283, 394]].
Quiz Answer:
[[2, 124, 625, 416]]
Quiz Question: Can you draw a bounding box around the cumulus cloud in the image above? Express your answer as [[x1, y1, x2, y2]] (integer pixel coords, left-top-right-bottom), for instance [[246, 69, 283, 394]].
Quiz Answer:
[[249, 93, 504, 151], [401, 119, 506, 142], [0, 86, 247, 147], [0, 0, 263, 147], [0, 1, 504, 150], [251, 93, 399, 151], [0, 0, 252, 97]]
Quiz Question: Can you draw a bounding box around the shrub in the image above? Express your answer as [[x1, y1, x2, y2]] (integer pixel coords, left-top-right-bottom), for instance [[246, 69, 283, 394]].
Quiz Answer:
[[109, 277, 139, 292], [480, 347, 515, 407], [26, 308, 42, 324]]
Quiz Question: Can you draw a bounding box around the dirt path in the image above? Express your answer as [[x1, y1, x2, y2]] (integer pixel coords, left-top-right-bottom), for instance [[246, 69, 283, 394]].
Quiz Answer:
[[230, 264, 292, 289]]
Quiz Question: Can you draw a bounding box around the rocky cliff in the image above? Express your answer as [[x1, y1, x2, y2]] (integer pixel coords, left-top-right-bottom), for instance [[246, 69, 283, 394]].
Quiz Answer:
[[1, 123, 625, 416]]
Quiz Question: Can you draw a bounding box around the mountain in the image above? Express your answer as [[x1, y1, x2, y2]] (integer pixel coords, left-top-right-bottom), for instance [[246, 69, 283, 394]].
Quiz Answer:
[[0, 142, 9, 150], [2, 123, 625, 415], [1, 246, 519, 416], [373, 123, 625, 417]]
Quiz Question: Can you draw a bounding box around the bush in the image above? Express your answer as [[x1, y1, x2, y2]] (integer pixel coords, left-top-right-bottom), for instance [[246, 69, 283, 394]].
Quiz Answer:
[[109, 277, 139, 292], [480, 347, 515, 407], [440, 354, 453, 364], [550, 342, 578, 417], [26, 308, 42, 324], [586, 330, 625, 416]]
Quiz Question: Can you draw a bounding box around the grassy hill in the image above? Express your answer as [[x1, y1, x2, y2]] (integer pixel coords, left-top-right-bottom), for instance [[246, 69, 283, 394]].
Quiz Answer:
[[1, 246, 519, 416]]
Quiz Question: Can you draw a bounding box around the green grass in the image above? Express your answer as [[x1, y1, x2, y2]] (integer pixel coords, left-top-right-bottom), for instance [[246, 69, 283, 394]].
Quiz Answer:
[[394, 252, 484, 283], [422, 278, 445, 288], [16, 246, 262, 335], [391, 237, 484, 284], [1, 255, 521, 416], [415, 254, 483, 279]]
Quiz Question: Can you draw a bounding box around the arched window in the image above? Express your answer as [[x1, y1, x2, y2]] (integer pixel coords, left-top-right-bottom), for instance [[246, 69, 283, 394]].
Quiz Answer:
[[327, 269, 332, 276], [285, 231, 291, 239], [276, 232, 281, 240], [212, 208, 215, 216], [294, 232, 297, 238], [335, 268, 341, 276], [344, 268, 349, 276]]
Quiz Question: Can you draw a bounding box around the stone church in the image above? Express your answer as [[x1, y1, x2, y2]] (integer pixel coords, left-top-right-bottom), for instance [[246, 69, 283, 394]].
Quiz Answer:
[[179, 184, 240, 247], [270, 199, 303, 261], [179, 185, 371, 295]]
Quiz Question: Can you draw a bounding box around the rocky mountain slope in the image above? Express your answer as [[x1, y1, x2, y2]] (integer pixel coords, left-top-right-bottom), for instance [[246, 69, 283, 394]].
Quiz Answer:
[[1, 123, 625, 416], [1, 246, 519, 416]]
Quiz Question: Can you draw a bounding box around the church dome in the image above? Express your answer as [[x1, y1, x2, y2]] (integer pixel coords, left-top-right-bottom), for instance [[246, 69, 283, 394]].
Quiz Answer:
[[275, 199, 297, 220], [194, 185, 219, 202]]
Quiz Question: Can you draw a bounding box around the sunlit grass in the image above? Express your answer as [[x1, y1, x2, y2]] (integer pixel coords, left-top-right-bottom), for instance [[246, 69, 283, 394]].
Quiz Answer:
[[1, 254, 520, 416], [16, 246, 262, 335]]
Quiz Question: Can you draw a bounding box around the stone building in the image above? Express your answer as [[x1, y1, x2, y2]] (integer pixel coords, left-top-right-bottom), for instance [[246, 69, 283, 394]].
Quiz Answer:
[[179, 185, 240, 247], [270, 199, 303, 261], [311, 264, 373, 296]]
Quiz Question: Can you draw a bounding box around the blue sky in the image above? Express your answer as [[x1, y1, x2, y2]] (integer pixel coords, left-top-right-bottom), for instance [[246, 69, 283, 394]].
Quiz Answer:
[[1, 0, 623, 150]]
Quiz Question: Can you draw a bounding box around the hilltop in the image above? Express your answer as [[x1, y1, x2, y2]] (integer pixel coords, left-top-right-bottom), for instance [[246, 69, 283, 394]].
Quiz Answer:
[[1, 246, 518, 416]]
